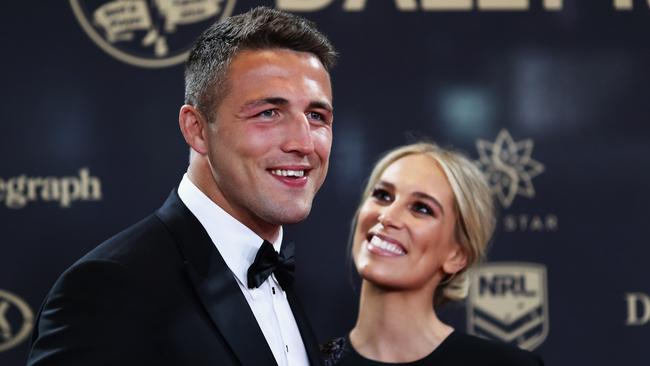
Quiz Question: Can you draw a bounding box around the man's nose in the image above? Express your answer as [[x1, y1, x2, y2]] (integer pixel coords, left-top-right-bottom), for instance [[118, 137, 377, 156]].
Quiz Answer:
[[281, 113, 315, 156]]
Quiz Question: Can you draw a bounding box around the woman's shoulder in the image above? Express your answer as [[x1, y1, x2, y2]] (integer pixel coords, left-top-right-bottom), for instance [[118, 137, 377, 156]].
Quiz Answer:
[[439, 331, 544, 365], [321, 332, 544, 366]]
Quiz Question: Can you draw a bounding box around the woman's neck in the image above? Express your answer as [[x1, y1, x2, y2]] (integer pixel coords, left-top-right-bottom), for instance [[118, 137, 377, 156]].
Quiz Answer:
[[349, 281, 453, 363]]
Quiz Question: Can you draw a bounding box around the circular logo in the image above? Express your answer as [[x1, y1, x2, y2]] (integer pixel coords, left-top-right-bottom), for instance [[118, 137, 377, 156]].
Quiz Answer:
[[0, 289, 34, 352], [69, 0, 237, 68]]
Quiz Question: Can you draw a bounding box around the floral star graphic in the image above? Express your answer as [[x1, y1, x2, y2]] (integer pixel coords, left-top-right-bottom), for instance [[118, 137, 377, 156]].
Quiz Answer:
[[476, 129, 545, 208]]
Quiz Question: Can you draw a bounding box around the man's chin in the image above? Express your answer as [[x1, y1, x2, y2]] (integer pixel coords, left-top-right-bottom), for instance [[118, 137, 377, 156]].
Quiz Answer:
[[265, 204, 312, 225], [278, 209, 311, 224]]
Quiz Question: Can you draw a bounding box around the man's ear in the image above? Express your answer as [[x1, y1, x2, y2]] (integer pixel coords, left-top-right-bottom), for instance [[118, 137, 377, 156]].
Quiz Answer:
[[442, 244, 468, 275], [179, 104, 209, 155]]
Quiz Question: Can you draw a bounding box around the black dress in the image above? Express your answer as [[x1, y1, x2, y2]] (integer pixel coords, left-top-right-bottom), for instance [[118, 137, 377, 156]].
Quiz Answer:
[[322, 331, 544, 366]]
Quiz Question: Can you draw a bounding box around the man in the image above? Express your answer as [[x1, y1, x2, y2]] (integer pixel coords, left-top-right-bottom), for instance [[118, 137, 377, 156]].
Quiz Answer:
[[27, 7, 336, 366]]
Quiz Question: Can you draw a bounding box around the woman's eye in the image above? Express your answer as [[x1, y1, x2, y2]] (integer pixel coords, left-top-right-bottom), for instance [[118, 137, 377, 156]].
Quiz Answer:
[[371, 188, 391, 202], [412, 202, 434, 216]]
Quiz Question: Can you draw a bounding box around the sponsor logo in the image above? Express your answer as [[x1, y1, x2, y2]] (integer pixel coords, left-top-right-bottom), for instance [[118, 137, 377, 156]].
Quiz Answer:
[[467, 262, 549, 351], [0, 168, 102, 209], [625, 292, 650, 326], [69, 0, 237, 68], [502, 213, 558, 233], [70, 1, 643, 68], [476, 129, 544, 209], [475, 129, 557, 233], [0, 289, 34, 352]]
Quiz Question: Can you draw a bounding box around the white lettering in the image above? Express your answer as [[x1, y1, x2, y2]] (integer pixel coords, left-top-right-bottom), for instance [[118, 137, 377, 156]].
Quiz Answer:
[[625, 293, 650, 326], [503, 213, 558, 232], [60, 177, 80, 208], [478, 0, 528, 10], [0, 169, 102, 209], [276, 0, 333, 11], [6, 176, 27, 209], [79, 168, 103, 201], [614, 0, 633, 10], [344, 0, 417, 11], [529, 215, 544, 231], [504, 214, 517, 232], [544, 0, 562, 10], [518, 214, 530, 231], [45, 177, 60, 201], [276, 0, 646, 12], [26, 178, 40, 201], [546, 214, 559, 231], [421, 0, 472, 10]]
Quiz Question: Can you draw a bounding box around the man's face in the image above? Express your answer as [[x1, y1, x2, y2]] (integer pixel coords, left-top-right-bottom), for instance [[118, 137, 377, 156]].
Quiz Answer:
[[203, 48, 333, 236]]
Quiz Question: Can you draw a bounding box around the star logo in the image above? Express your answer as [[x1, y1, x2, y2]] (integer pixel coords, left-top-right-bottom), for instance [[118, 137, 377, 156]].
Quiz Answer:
[[476, 129, 545, 208]]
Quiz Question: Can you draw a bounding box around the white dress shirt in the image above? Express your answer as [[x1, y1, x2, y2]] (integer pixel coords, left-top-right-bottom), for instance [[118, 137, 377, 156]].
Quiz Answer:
[[177, 174, 310, 366]]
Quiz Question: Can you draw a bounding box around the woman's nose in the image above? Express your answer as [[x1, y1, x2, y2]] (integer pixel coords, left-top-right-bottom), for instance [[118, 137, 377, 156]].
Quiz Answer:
[[377, 204, 404, 229]]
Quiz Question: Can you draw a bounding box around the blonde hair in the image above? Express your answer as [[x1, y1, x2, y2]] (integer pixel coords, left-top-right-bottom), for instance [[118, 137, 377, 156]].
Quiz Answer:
[[357, 142, 495, 305]]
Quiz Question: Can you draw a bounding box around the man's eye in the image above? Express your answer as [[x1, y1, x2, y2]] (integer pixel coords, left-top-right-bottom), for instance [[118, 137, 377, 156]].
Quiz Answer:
[[257, 109, 278, 118], [371, 188, 391, 202], [412, 202, 434, 216], [306, 111, 324, 121]]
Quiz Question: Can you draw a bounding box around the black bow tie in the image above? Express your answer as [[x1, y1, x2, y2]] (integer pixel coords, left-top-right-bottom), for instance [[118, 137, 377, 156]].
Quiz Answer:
[[247, 240, 295, 291]]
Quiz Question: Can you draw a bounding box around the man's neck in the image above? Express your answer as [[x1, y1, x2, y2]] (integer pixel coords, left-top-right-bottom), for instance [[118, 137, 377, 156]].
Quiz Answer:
[[187, 161, 281, 242]]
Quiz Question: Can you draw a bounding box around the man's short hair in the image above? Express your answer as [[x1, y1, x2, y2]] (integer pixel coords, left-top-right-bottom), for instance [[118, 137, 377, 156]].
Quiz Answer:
[[184, 6, 337, 123]]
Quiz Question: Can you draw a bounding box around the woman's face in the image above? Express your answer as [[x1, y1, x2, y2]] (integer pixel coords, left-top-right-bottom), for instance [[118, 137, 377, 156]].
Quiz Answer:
[[352, 154, 466, 292]]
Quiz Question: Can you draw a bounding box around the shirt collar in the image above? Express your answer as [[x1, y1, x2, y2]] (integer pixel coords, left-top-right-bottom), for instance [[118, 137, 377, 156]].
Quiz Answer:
[[177, 173, 283, 287]]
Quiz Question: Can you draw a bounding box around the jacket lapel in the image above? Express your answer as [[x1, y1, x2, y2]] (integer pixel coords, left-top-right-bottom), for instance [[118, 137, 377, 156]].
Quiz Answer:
[[156, 190, 277, 366], [286, 289, 325, 366]]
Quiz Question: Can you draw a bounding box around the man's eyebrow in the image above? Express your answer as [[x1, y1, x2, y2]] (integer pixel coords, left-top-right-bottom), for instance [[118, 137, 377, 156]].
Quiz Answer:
[[309, 100, 333, 113], [240, 98, 333, 113], [241, 97, 288, 111]]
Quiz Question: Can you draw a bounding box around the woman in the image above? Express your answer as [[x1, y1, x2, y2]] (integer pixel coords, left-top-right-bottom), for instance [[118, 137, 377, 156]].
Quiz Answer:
[[324, 142, 543, 365]]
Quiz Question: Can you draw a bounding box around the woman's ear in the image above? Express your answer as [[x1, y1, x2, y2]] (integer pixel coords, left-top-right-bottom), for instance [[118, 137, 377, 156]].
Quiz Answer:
[[179, 104, 209, 155], [442, 244, 468, 275]]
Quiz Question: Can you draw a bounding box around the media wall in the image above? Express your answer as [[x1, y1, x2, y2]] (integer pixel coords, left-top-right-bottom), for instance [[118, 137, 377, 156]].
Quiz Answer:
[[2, 1, 649, 364]]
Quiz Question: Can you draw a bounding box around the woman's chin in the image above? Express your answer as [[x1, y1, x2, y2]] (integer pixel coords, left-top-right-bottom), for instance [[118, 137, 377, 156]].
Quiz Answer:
[[359, 267, 406, 290]]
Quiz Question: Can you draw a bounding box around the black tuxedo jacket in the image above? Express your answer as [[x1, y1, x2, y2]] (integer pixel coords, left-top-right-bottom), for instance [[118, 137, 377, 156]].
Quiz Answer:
[[27, 190, 324, 366]]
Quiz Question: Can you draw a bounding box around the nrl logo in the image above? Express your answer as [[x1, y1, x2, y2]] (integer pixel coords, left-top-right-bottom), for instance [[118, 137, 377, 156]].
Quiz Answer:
[[0, 289, 34, 352], [69, 0, 237, 68], [466, 263, 549, 351], [476, 129, 544, 208]]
